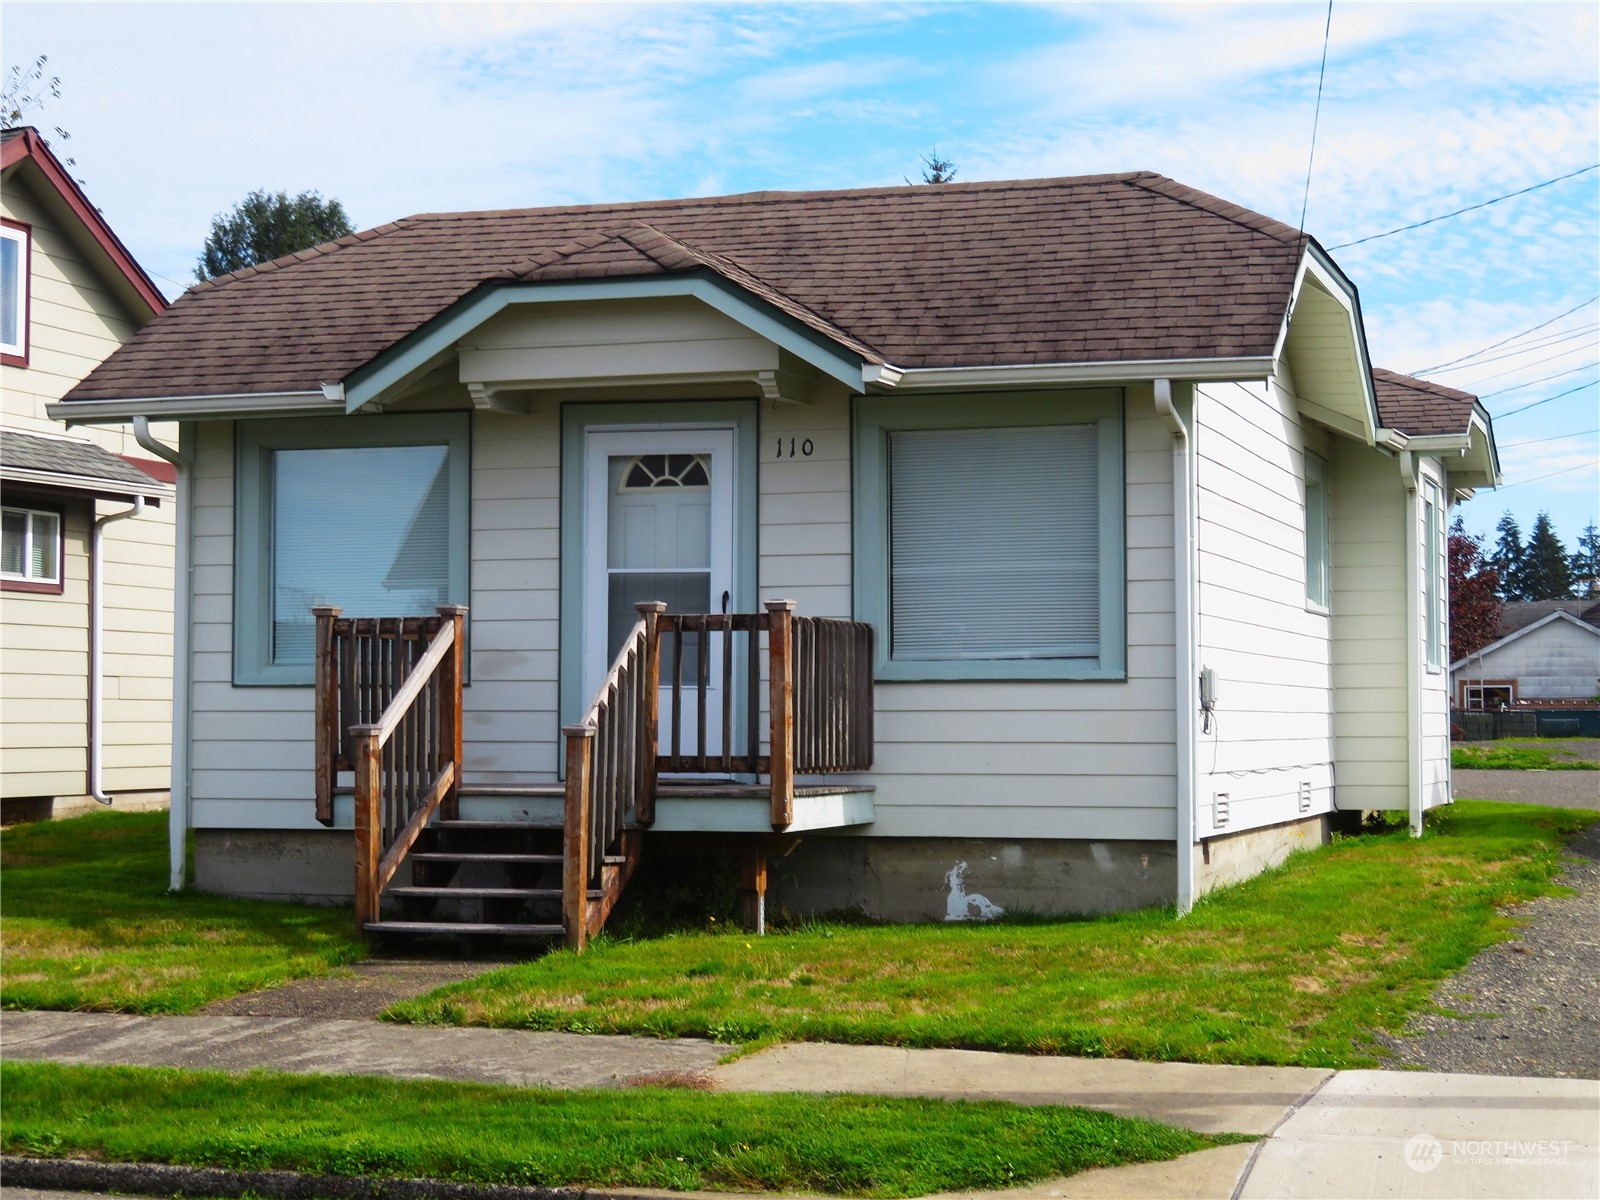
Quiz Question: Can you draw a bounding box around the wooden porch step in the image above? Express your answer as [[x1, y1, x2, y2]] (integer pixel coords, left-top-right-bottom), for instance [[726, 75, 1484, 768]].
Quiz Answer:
[[387, 885, 561, 900], [435, 818, 563, 831], [365, 921, 564, 937], [408, 852, 562, 865]]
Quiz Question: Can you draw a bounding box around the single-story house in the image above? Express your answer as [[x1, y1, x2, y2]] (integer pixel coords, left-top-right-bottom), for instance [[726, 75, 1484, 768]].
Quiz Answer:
[[1, 126, 175, 822], [51, 172, 1502, 940], [1451, 602, 1600, 708]]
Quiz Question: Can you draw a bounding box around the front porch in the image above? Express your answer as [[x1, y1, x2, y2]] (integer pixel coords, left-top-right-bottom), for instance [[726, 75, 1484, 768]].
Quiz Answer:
[[311, 601, 875, 948]]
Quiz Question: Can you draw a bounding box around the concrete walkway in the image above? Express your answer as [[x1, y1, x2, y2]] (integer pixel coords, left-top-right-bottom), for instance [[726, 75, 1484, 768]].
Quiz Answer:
[[3, 1012, 1596, 1199]]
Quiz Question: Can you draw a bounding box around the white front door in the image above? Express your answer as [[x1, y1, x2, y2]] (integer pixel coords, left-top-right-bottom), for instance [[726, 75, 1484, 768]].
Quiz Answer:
[[583, 427, 736, 757]]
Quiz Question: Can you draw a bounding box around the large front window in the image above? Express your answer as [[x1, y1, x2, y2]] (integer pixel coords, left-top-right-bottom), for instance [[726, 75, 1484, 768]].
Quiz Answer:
[[235, 415, 469, 684], [855, 390, 1125, 681]]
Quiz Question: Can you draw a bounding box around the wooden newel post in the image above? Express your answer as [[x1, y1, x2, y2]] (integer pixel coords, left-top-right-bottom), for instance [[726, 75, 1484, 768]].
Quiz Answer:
[[351, 723, 381, 933], [312, 606, 342, 827], [634, 601, 666, 827], [765, 599, 796, 831], [436, 605, 467, 821], [562, 724, 596, 952]]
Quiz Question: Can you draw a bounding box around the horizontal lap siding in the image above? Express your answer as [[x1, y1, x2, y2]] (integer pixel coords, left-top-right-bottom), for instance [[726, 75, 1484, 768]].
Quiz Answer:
[[1195, 379, 1334, 835], [845, 395, 1177, 840], [1330, 437, 1407, 809]]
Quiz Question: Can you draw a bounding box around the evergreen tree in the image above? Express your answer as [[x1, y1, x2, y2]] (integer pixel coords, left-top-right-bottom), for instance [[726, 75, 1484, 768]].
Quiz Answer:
[[196, 189, 354, 281], [1521, 512, 1573, 600], [1570, 521, 1600, 599], [1489, 511, 1526, 601], [907, 150, 957, 184], [1448, 517, 1502, 663]]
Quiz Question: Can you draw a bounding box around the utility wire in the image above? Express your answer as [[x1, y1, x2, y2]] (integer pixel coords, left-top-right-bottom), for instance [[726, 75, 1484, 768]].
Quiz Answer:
[[1455, 344, 1599, 390], [1497, 459, 1598, 489], [1476, 361, 1597, 399], [1329, 164, 1600, 251], [1425, 324, 1599, 374], [1413, 295, 1599, 374], [1494, 379, 1598, 420], [1296, 0, 1334, 246], [1502, 428, 1600, 448]]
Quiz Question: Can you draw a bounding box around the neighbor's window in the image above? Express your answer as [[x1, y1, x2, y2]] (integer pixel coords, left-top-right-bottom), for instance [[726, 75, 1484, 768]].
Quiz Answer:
[[854, 390, 1125, 681], [235, 415, 470, 684], [1, 504, 61, 587], [0, 221, 29, 362], [1424, 478, 1445, 671], [1304, 452, 1329, 610]]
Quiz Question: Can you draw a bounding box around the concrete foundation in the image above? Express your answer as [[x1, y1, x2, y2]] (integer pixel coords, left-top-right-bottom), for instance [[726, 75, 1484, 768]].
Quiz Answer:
[[1, 790, 169, 825], [194, 829, 357, 906], [1196, 812, 1330, 896]]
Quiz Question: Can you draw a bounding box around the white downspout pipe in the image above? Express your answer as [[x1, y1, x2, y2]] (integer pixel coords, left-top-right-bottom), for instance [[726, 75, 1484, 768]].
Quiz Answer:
[[1399, 449, 1423, 837], [1155, 379, 1197, 915], [134, 416, 191, 889], [90, 496, 146, 803]]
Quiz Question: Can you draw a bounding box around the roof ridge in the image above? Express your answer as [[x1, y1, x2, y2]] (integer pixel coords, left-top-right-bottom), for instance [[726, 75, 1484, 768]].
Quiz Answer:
[[1123, 174, 1305, 248], [187, 220, 416, 295]]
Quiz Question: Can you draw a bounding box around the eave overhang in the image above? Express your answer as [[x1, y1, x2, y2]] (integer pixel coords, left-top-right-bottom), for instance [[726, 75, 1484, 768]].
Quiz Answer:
[[875, 356, 1275, 392], [1277, 243, 1381, 446], [48, 390, 344, 425], [1, 464, 173, 504]]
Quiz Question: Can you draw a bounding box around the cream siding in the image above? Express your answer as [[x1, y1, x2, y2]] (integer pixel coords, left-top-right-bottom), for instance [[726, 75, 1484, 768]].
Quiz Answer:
[[1194, 376, 1335, 837], [1, 171, 174, 799]]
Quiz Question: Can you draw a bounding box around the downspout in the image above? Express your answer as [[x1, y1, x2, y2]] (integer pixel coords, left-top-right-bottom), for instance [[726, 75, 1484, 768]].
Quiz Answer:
[[1154, 379, 1197, 915], [1398, 449, 1423, 837], [134, 416, 192, 890], [90, 496, 146, 803]]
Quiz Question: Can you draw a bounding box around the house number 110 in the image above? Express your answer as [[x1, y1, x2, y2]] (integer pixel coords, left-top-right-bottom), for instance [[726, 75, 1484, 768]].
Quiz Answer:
[[775, 438, 814, 458]]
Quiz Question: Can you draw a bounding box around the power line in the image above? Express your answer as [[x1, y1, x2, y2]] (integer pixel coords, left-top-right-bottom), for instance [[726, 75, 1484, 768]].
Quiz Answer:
[[1494, 379, 1598, 419], [1329, 163, 1600, 251], [1501, 428, 1600, 448], [1296, 0, 1334, 246], [1497, 459, 1598, 489], [1476, 361, 1597, 399], [1413, 295, 1600, 374], [1425, 324, 1599, 374]]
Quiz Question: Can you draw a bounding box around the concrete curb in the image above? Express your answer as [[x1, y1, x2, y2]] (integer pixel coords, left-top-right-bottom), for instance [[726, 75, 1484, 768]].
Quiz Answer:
[[0, 1156, 664, 1200]]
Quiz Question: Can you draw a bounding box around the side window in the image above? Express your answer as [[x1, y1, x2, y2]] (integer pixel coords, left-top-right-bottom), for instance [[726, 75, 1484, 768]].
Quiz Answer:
[[1424, 478, 1445, 671], [1304, 452, 1329, 610], [0, 220, 29, 364], [1, 504, 62, 590]]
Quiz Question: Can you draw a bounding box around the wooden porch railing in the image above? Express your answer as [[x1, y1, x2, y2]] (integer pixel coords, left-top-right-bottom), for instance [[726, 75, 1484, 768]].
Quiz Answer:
[[312, 605, 466, 931], [561, 599, 875, 948]]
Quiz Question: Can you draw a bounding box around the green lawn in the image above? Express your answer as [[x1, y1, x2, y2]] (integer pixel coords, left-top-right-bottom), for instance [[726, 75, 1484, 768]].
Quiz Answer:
[[1452, 738, 1599, 771], [1, 810, 364, 1013], [1, 1062, 1241, 1198], [390, 801, 1596, 1068]]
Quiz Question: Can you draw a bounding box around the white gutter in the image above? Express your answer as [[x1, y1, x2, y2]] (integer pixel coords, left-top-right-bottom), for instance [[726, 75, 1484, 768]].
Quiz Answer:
[[1398, 449, 1423, 837], [48, 391, 337, 425], [879, 356, 1274, 392], [89, 496, 146, 804], [1154, 378, 1198, 915], [133, 416, 192, 890]]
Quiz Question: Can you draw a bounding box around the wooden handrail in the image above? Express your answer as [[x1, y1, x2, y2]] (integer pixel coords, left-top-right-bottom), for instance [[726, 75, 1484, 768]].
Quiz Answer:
[[366, 618, 456, 744]]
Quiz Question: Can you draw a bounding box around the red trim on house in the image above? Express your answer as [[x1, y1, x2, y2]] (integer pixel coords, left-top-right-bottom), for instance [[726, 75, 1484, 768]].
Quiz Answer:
[[0, 216, 31, 366], [120, 453, 177, 484], [0, 128, 167, 317]]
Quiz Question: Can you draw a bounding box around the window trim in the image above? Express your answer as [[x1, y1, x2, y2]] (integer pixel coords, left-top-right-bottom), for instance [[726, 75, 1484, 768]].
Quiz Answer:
[[1, 218, 31, 366], [853, 388, 1126, 682], [233, 414, 471, 686], [1, 499, 65, 594], [1304, 451, 1330, 613]]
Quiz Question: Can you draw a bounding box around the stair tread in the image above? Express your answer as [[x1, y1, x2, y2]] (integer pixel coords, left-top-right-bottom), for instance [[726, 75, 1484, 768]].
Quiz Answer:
[[409, 852, 562, 863], [389, 886, 561, 899], [437, 819, 562, 831], [367, 921, 565, 936]]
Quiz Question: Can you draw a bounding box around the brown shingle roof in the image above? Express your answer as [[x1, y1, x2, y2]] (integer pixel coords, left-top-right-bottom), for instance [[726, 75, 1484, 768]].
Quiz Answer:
[[65, 172, 1309, 403], [1371, 367, 1478, 437]]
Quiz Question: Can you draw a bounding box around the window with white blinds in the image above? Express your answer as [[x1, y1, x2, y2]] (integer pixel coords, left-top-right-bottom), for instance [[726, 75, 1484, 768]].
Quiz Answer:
[[889, 426, 1099, 660], [1, 505, 60, 584], [0, 222, 28, 358], [854, 389, 1126, 682], [234, 414, 470, 684]]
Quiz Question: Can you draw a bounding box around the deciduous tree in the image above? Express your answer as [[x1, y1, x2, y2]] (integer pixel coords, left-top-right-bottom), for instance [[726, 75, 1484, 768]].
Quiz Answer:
[[196, 189, 354, 281], [1448, 516, 1502, 664]]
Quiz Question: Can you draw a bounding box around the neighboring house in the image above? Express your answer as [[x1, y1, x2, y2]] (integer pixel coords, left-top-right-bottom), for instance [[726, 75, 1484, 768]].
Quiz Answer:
[[1, 127, 174, 820], [1450, 603, 1600, 708], [50, 172, 1500, 934]]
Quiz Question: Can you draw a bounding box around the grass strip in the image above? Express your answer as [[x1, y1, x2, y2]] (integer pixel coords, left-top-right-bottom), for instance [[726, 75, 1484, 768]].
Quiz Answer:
[[0, 1061, 1241, 1198], [1451, 739, 1599, 770], [390, 801, 1597, 1068], [1, 811, 364, 1013]]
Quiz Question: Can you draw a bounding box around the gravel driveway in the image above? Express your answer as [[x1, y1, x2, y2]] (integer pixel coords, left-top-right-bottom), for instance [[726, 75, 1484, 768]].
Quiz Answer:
[[1377, 774, 1600, 1078]]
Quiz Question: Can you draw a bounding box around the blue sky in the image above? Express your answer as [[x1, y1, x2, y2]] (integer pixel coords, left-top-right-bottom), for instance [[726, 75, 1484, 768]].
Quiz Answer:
[[8, 2, 1597, 548]]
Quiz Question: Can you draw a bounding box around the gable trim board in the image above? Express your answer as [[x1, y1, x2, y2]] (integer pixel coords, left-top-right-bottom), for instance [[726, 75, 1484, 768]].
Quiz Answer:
[[30, 172, 1501, 917], [1448, 608, 1600, 670]]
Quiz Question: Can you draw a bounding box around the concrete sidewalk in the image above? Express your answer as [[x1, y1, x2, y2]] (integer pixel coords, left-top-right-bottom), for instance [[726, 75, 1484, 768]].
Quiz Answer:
[[3, 1011, 1596, 1199]]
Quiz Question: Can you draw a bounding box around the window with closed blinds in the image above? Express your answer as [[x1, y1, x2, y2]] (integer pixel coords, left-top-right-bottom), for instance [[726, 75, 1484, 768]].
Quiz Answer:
[[0, 224, 26, 356], [271, 444, 451, 663], [2, 506, 60, 583], [889, 426, 1099, 661]]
